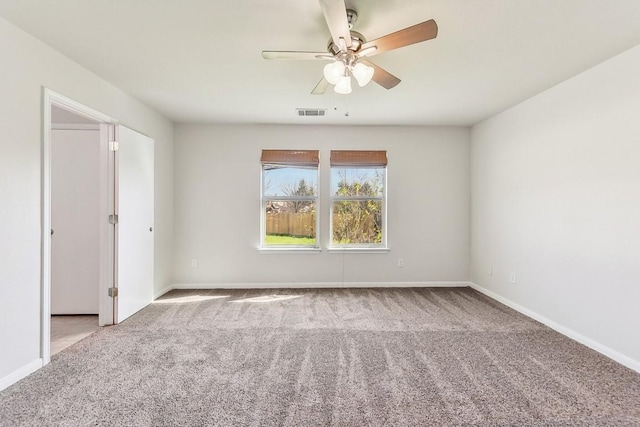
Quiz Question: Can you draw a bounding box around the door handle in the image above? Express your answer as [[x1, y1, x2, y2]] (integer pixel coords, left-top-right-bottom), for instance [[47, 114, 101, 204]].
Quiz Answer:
[[51, 229, 54, 236], [149, 227, 153, 232]]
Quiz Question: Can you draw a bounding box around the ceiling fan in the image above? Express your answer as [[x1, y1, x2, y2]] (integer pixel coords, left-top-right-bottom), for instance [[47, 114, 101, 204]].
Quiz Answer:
[[262, 0, 438, 95]]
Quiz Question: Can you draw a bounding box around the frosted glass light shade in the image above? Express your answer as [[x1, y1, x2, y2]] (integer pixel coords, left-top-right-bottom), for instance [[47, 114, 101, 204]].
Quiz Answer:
[[352, 62, 374, 87], [334, 75, 352, 94], [323, 61, 345, 85]]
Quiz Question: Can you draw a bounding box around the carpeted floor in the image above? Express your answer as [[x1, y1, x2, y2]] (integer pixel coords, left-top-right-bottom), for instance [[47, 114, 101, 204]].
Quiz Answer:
[[1, 287, 639, 426]]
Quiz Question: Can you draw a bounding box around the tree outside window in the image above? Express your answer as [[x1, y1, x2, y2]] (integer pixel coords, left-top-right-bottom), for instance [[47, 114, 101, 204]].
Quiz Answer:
[[261, 150, 319, 247], [330, 150, 387, 248], [332, 169, 384, 244]]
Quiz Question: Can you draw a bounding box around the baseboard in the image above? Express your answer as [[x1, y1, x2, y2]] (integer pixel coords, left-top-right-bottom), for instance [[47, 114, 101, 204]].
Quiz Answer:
[[154, 284, 174, 299], [468, 282, 640, 373], [167, 281, 469, 291], [0, 359, 43, 392]]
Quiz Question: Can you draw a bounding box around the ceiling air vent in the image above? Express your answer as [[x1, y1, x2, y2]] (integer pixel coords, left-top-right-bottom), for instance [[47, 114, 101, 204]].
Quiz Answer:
[[296, 108, 327, 117]]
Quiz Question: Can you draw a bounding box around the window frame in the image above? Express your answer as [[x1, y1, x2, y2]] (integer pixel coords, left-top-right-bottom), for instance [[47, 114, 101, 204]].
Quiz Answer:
[[329, 164, 388, 250], [259, 151, 320, 251]]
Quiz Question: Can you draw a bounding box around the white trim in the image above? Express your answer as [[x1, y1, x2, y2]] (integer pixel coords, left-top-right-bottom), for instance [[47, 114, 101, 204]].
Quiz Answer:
[[258, 247, 322, 254], [41, 90, 52, 366], [45, 90, 115, 123], [0, 359, 43, 392], [469, 282, 640, 373], [99, 124, 115, 326], [326, 247, 390, 253], [331, 195, 384, 201], [42, 88, 117, 366], [169, 281, 469, 290]]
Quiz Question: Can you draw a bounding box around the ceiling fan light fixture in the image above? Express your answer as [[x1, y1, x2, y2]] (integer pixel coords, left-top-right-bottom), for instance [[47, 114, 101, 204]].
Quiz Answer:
[[352, 62, 374, 87], [263, 2, 439, 97], [334, 75, 352, 94], [323, 61, 345, 85]]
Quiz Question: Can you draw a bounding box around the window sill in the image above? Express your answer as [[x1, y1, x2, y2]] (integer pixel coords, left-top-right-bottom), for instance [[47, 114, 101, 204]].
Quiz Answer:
[[327, 247, 390, 254], [258, 247, 322, 254]]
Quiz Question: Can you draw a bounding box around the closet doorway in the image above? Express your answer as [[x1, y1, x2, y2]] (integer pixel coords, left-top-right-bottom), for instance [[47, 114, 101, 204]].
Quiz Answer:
[[49, 105, 107, 355], [43, 89, 155, 364]]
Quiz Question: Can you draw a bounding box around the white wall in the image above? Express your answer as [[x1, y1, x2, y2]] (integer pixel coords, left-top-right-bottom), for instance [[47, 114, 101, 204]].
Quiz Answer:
[[172, 124, 470, 288], [0, 17, 173, 387], [471, 44, 640, 369], [51, 129, 100, 314]]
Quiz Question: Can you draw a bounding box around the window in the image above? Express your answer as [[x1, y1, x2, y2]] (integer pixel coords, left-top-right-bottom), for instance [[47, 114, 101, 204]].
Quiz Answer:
[[261, 150, 319, 248], [330, 150, 387, 248]]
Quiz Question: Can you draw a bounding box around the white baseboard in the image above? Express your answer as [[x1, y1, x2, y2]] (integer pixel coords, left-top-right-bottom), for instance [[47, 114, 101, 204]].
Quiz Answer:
[[166, 281, 469, 291], [154, 284, 174, 299], [0, 359, 43, 392], [469, 282, 640, 373]]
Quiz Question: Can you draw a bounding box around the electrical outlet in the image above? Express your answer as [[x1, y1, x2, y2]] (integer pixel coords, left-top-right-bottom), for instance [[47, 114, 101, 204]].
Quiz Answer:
[[191, 259, 198, 268], [398, 258, 405, 268], [510, 273, 516, 284]]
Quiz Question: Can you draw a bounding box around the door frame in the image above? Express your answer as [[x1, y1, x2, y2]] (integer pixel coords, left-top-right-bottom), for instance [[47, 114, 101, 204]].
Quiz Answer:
[[42, 88, 117, 365]]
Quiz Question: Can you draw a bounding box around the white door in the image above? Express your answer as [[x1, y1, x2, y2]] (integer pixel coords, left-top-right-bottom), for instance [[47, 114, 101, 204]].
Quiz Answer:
[[51, 129, 101, 314], [115, 125, 154, 323]]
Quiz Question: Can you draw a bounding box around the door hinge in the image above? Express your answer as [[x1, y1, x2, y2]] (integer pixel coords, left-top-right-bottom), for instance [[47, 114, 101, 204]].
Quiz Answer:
[[108, 287, 118, 298], [109, 214, 119, 225], [109, 140, 119, 151]]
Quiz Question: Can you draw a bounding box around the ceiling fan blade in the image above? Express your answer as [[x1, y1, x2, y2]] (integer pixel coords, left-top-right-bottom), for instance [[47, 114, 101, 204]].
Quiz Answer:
[[311, 77, 330, 95], [360, 59, 401, 89], [262, 51, 331, 60], [319, 0, 352, 50], [360, 19, 438, 57]]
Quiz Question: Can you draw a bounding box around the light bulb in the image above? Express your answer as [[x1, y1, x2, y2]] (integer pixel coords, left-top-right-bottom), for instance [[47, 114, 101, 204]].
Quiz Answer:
[[323, 61, 345, 85], [334, 75, 352, 94], [352, 62, 374, 87]]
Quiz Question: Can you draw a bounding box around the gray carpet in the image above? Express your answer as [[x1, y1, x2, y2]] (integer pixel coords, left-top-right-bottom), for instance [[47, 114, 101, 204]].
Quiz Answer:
[[1, 287, 639, 426]]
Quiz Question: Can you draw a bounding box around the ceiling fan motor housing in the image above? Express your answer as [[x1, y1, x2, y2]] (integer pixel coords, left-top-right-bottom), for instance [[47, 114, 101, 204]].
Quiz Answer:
[[327, 31, 366, 56]]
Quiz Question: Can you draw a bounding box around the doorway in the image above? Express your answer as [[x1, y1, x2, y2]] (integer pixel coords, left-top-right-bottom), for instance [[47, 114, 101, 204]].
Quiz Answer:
[[44, 95, 116, 361], [42, 89, 156, 365], [50, 106, 102, 355]]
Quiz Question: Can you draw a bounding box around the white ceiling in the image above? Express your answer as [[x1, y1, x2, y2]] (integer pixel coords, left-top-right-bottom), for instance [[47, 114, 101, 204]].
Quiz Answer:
[[2, 0, 640, 126]]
